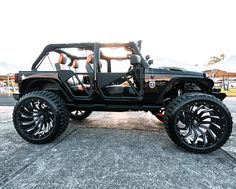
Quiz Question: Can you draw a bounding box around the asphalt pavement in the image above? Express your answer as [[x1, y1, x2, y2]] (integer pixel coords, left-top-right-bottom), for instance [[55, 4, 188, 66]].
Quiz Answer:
[[0, 96, 16, 106], [0, 96, 236, 189]]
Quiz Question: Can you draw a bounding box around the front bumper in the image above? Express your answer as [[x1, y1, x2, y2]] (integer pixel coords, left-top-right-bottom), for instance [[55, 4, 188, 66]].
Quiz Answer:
[[212, 92, 226, 101]]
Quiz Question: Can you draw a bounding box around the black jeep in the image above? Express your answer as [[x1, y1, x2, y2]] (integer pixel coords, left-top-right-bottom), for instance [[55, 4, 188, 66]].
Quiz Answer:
[[12, 41, 232, 153]]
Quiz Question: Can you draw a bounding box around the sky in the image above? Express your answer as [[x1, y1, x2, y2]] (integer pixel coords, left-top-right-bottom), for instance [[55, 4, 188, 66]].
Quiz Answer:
[[0, 0, 236, 69]]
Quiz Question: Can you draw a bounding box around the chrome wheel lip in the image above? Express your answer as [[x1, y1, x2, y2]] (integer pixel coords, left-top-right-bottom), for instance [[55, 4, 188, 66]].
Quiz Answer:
[[174, 100, 228, 149], [16, 97, 55, 140]]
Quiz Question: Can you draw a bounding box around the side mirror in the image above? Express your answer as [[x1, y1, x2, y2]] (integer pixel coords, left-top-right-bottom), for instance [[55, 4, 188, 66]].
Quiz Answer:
[[130, 55, 141, 66], [148, 59, 153, 65], [145, 55, 150, 61]]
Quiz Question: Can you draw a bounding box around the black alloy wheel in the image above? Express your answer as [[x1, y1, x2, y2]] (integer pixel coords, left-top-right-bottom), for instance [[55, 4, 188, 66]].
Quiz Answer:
[[13, 91, 70, 144], [164, 93, 232, 153]]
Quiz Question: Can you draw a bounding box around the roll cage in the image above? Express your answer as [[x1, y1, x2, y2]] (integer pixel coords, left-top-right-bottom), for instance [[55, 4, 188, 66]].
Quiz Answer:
[[31, 41, 149, 72], [29, 41, 148, 102]]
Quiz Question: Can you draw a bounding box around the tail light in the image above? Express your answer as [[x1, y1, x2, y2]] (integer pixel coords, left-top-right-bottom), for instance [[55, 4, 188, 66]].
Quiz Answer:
[[13, 73, 18, 82]]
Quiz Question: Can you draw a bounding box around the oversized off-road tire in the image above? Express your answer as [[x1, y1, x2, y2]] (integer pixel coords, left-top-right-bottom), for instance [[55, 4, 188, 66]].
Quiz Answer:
[[13, 91, 70, 144], [164, 93, 232, 153], [70, 110, 92, 120]]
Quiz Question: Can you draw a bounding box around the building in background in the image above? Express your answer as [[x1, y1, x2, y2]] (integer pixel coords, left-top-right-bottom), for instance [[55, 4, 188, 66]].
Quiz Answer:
[[203, 55, 236, 90], [0, 62, 19, 95]]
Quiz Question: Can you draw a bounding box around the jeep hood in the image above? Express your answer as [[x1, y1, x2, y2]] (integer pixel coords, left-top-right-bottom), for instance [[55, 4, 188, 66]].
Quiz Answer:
[[146, 67, 206, 78]]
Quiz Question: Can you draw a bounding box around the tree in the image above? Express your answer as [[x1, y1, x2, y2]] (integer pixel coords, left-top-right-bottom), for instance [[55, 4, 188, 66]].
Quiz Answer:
[[208, 54, 225, 65]]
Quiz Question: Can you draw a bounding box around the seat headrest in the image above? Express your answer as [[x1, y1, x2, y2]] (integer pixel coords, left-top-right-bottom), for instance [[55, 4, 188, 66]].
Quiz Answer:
[[58, 53, 67, 65], [72, 59, 78, 69], [86, 54, 93, 64]]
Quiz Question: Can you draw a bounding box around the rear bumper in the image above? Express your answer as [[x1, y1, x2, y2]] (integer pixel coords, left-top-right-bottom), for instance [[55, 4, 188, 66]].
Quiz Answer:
[[13, 93, 20, 100]]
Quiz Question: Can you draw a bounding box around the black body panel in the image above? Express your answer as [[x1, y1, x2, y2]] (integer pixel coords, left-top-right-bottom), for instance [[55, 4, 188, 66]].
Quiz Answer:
[[14, 41, 225, 112]]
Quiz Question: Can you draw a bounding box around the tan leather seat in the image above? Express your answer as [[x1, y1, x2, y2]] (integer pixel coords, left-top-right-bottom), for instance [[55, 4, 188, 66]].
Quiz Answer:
[[86, 54, 94, 73], [55, 53, 67, 70], [71, 59, 79, 71]]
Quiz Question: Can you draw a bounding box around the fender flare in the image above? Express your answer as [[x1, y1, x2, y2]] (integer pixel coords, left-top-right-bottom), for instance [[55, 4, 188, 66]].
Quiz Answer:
[[155, 77, 214, 104], [20, 78, 73, 102]]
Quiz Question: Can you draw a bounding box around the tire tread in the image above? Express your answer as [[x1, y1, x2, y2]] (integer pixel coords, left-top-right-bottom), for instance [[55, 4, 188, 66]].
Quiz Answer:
[[164, 92, 232, 153], [13, 91, 70, 144]]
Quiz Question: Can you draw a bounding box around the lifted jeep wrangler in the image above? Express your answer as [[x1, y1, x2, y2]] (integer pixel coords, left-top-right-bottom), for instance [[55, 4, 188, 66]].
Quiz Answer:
[[12, 41, 232, 153]]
